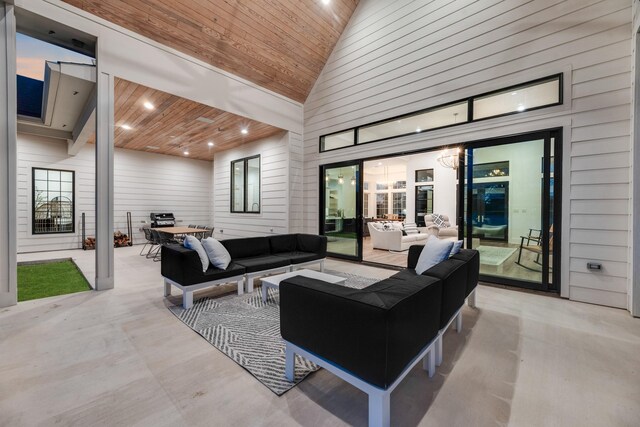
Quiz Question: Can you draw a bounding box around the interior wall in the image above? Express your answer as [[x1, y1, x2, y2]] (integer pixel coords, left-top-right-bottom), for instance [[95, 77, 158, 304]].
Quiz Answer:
[[17, 133, 213, 253], [303, 0, 632, 309], [213, 131, 293, 239]]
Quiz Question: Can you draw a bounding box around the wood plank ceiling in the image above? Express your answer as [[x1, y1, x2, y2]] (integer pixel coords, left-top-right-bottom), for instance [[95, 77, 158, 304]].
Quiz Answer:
[[62, 0, 359, 102], [89, 78, 285, 161]]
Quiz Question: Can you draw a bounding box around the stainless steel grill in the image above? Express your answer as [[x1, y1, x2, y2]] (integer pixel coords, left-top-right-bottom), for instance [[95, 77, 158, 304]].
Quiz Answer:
[[150, 212, 175, 228]]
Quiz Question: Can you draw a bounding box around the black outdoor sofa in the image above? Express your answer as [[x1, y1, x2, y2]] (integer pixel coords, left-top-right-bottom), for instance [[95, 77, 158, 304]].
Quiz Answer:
[[161, 233, 327, 308], [280, 245, 479, 427]]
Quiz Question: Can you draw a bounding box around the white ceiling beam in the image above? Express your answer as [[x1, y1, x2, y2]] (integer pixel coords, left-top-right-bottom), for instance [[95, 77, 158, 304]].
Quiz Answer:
[[67, 85, 96, 156], [17, 121, 72, 140]]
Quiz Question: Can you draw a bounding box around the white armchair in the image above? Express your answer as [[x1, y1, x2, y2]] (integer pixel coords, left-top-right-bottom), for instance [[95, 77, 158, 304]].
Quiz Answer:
[[424, 214, 458, 241], [367, 222, 430, 251]]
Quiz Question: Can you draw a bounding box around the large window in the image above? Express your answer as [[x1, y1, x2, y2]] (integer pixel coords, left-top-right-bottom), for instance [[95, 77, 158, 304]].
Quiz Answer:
[[376, 193, 388, 218], [231, 155, 260, 213], [32, 168, 74, 234], [392, 193, 406, 218], [319, 74, 562, 152]]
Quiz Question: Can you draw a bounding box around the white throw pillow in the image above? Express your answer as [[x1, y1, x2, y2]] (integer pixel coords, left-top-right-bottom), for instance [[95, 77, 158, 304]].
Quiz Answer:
[[415, 236, 455, 275], [183, 235, 210, 272], [201, 237, 232, 270], [450, 240, 464, 257]]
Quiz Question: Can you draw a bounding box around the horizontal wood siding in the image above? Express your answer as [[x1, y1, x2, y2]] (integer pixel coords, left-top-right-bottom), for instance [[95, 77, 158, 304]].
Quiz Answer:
[[17, 133, 213, 253], [213, 131, 291, 239], [289, 132, 305, 233], [303, 0, 633, 309]]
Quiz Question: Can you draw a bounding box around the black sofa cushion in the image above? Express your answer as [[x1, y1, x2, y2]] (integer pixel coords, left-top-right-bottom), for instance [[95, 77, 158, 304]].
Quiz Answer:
[[269, 234, 298, 254], [421, 258, 468, 329], [280, 274, 442, 389], [273, 251, 322, 264], [296, 234, 328, 257], [221, 237, 271, 259], [161, 244, 245, 286], [233, 255, 290, 273], [451, 249, 480, 297]]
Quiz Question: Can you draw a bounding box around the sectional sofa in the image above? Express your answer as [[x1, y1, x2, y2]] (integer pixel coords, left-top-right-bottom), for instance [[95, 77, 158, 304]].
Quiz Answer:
[[280, 245, 479, 427], [367, 222, 431, 251], [161, 233, 327, 308]]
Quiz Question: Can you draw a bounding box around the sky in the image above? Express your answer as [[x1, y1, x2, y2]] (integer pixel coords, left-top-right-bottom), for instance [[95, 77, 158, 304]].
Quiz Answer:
[[16, 33, 94, 81]]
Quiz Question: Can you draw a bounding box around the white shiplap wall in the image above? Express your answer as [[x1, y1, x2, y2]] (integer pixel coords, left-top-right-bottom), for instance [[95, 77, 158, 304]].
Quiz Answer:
[[17, 133, 213, 253], [213, 131, 297, 239], [303, 0, 633, 309]]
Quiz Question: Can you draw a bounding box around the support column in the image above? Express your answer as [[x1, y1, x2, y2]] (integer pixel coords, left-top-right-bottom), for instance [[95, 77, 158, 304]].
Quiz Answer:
[[95, 68, 114, 290], [0, 2, 17, 308]]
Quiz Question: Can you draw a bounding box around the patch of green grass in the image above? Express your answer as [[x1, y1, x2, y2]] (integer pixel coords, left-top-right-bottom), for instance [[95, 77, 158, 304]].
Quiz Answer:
[[18, 260, 91, 302]]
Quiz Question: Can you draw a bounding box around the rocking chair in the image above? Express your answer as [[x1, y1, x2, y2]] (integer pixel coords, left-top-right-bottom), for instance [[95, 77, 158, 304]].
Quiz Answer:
[[516, 226, 553, 271]]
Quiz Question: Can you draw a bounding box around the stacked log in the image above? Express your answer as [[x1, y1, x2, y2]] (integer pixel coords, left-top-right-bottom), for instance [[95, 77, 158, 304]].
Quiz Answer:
[[83, 231, 130, 250], [113, 231, 130, 247]]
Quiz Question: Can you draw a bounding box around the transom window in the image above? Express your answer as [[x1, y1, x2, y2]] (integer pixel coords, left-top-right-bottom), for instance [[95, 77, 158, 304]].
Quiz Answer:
[[319, 74, 562, 152], [32, 168, 75, 234]]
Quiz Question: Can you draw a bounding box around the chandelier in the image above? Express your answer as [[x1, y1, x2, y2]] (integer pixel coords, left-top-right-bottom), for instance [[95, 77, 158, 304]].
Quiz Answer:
[[437, 147, 460, 170]]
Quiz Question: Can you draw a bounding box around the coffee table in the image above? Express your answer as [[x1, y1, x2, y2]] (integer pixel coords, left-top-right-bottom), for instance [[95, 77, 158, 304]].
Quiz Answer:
[[260, 269, 346, 303]]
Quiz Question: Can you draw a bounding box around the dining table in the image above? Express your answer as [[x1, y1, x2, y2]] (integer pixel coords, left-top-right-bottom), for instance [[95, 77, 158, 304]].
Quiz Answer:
[[155, 227, 204, 236]]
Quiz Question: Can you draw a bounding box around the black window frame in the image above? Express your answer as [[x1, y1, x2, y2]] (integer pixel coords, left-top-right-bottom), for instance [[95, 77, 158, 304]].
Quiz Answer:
[[32, 167, 75, 235], [231, 154, 261, 214], [318, 73, 563, 152]]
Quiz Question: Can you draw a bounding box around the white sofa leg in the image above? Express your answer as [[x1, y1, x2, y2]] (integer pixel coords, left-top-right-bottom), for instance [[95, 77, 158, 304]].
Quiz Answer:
[[456, 311, 462, 332], [164, 279, 171, 297], [436, 334, 443, 367], [237, 278, 244, 296], [246, 275, 254, 293], [285, 343, 295, 382], [183, 291, 193, 309], [368, 391, 390, 427], [422, 346, 436, 378], [468, 288, 476, 308]]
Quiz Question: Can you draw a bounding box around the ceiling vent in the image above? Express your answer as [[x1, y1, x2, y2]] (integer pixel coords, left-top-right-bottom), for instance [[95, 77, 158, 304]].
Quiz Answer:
[[196, 117, 215, 124]]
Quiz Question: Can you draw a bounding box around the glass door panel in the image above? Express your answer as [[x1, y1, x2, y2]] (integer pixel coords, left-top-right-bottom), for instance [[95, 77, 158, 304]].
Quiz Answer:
[[321, 162, 361, 259], [464, 135, 558, 290]]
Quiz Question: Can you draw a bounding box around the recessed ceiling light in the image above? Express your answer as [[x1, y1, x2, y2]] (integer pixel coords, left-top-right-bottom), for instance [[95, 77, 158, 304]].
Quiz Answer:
[[416, 127, 422, 132], [143, 101, 154, 110], [183, 150, 189, 156], [517, 104, 525, 112], [121, 124, 132, 130], [207, 141, 214, 147], [241, 128, 248, 135], [511, 91, 518, 96], [322, 0, 330, 5]]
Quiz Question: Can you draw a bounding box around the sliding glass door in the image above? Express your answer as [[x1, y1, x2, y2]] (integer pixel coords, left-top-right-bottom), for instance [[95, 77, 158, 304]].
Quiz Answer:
[[320, 161, 362, 260], [462, 130, 561, 291]]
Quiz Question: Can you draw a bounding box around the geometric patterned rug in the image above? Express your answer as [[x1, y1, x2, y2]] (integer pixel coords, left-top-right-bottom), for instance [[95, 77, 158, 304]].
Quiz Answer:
[[168, 270, 378, 395]]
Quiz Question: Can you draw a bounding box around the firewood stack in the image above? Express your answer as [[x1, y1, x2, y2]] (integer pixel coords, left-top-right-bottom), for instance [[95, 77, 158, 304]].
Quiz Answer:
[[83, 237, 96, 250], [113, 231, 130, 247]]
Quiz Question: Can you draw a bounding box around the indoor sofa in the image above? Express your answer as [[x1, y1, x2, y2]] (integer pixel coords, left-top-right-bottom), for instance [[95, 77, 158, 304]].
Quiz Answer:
[[161, 233, 327, 308], [367, 222, 430, 251], [280, 245, 479, 427]]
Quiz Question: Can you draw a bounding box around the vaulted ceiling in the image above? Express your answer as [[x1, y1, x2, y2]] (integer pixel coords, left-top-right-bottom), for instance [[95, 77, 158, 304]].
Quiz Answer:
[[62, 0, 359, 103], [89, 78, 285, 161]]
